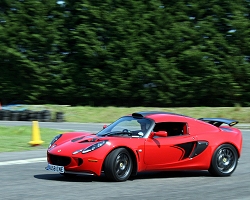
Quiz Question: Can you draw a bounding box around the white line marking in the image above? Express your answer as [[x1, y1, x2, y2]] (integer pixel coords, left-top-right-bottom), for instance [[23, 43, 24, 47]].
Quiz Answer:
[[0, 157, 47, 166]]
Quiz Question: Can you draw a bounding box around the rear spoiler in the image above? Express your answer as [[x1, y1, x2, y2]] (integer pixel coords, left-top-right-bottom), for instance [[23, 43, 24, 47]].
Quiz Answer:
[[198, 118, 238, 127]]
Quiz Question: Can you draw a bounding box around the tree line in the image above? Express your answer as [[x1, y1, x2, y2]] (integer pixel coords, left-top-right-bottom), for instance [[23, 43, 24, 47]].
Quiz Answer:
[[1, 0, 250, 107]]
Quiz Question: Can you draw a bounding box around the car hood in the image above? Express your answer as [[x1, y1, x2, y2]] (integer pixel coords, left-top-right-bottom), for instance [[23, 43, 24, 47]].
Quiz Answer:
[[48, 134, 107, 154], [70, 134, 104, 143]]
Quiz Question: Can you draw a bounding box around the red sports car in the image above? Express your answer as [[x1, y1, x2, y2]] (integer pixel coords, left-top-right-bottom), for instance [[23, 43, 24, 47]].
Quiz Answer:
[[46, 111, 243, 181]]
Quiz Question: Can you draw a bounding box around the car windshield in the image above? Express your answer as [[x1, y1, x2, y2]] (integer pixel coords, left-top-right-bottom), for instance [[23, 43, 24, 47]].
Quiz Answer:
[[97, 116, 153, 137]]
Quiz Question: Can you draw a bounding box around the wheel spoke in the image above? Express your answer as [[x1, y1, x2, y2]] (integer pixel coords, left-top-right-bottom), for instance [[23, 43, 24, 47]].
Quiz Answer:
[[115, 153, 130, 178], [216, 147, 236, 173], [104, 148, 132, 181]]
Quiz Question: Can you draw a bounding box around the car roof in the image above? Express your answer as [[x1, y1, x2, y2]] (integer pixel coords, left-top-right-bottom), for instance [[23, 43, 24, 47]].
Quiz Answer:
[[132, 111, 189, 118], [131, 111, 196, 123], [131, 112, 234, 133]]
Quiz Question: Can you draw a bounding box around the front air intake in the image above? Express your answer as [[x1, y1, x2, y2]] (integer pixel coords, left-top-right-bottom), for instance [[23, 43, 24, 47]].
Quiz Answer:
[[49, 154, 71, 166]]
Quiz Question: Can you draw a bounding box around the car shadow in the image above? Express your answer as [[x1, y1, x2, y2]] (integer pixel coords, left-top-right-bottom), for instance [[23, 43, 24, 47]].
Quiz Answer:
[[34, 173, 108, 182], [34, 170, 211, 182], [131, 170, 211, 180]]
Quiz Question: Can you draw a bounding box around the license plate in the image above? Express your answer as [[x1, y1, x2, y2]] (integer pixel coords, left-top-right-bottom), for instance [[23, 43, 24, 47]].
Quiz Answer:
[[46, 164, 64, 173]]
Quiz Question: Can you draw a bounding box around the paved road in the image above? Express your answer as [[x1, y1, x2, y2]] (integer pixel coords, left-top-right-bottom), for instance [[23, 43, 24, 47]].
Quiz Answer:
[[0, 123, 250, 200]]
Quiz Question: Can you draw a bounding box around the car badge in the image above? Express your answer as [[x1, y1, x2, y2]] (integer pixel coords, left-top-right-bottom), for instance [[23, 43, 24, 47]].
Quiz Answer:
[[58, 149, 61, 152]]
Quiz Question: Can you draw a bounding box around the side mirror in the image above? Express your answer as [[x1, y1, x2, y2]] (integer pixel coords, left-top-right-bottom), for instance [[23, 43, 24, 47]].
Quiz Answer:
[[103, 125, 107, 129], [149, 131, 168, 138]]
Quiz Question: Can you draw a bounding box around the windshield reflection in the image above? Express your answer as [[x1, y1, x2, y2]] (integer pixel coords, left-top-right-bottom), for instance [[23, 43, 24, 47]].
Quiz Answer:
[[97, 116, 153, 137]]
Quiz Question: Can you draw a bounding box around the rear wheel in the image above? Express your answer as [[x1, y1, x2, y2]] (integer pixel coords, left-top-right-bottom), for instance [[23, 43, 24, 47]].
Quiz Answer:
[[209, 144, 238, 176], [104, 148, 133, 182]]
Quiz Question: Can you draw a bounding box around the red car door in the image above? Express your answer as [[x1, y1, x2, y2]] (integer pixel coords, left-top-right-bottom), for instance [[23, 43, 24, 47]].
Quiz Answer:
[[144, 134, 196, 168]]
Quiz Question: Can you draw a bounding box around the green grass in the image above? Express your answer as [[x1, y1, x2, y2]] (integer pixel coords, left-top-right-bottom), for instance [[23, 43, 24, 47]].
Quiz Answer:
[[0, 126, 68, 152], [30, 105, 250, 123], [1, 105, 250, 152]]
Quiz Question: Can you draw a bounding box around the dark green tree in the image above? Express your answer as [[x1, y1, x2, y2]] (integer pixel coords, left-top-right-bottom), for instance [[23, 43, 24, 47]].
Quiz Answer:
[[1, 0, 250, 107], [0, 0, 63, 104]]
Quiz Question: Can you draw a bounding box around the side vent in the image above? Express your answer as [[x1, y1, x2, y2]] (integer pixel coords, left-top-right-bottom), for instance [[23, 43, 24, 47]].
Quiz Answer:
[[189, 141, 209, 158]]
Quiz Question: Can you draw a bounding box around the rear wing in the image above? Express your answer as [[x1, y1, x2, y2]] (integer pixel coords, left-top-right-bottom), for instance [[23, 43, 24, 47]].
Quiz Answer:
[[198, 118, 238, 127]]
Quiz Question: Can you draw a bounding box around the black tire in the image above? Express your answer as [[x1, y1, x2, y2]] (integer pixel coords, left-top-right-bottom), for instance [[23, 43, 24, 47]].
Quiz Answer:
[[209, 144, 238, 176], [2, 117, 10, 121], [36, 111, 43, 121], [3, 110, 11, 117], [56, 112, 64, 122], [20, 111, 28, 121], [104, 148, 133, 182], [0, 110, 3, 120], [41, 110, 52, 122], [11, 112, 20, 121], [28, 111, 35, 121]]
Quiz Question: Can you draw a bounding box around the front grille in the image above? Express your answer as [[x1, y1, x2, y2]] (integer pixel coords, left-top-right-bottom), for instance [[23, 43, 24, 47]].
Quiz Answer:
[[49, 154, 71, 166]]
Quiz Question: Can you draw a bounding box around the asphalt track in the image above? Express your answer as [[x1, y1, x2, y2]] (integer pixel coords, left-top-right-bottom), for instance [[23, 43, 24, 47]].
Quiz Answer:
[[0, 122, 250, 200]]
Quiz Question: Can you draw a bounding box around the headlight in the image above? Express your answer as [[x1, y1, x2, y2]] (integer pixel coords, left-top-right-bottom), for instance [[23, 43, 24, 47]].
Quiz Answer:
[[72, 140, 107, 155], [48, 134, 62, 148]]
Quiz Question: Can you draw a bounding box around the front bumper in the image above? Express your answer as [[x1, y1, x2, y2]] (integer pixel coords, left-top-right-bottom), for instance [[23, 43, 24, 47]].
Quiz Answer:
[[47, 152, 104, 176]]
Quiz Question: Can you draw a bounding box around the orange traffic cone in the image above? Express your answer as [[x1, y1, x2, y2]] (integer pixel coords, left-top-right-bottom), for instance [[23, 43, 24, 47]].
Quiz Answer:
[[29, 121, 44, 146]]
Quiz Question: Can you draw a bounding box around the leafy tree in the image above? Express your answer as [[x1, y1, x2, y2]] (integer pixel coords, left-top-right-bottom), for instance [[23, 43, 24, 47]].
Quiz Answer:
[[1, 0, 250, 107], [0, 0, 63, 104]]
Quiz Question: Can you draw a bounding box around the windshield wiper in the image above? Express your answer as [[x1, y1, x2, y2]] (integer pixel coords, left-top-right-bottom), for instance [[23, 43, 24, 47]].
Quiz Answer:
[[102, 131, 131, 137]]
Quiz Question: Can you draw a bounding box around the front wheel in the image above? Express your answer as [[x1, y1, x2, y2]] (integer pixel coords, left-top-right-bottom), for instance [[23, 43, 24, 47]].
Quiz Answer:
[[209, 144, 238, 176], [104, 148, 133, 182]]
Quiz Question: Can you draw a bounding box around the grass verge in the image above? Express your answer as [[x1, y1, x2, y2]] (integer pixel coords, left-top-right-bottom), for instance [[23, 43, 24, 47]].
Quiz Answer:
[[0, 126, 66, 153], [30, 105, 250, 123]]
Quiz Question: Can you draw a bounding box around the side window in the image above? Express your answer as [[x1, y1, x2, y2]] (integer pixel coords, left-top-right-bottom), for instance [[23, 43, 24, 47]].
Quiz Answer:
[[153, 122, 188, 136]]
